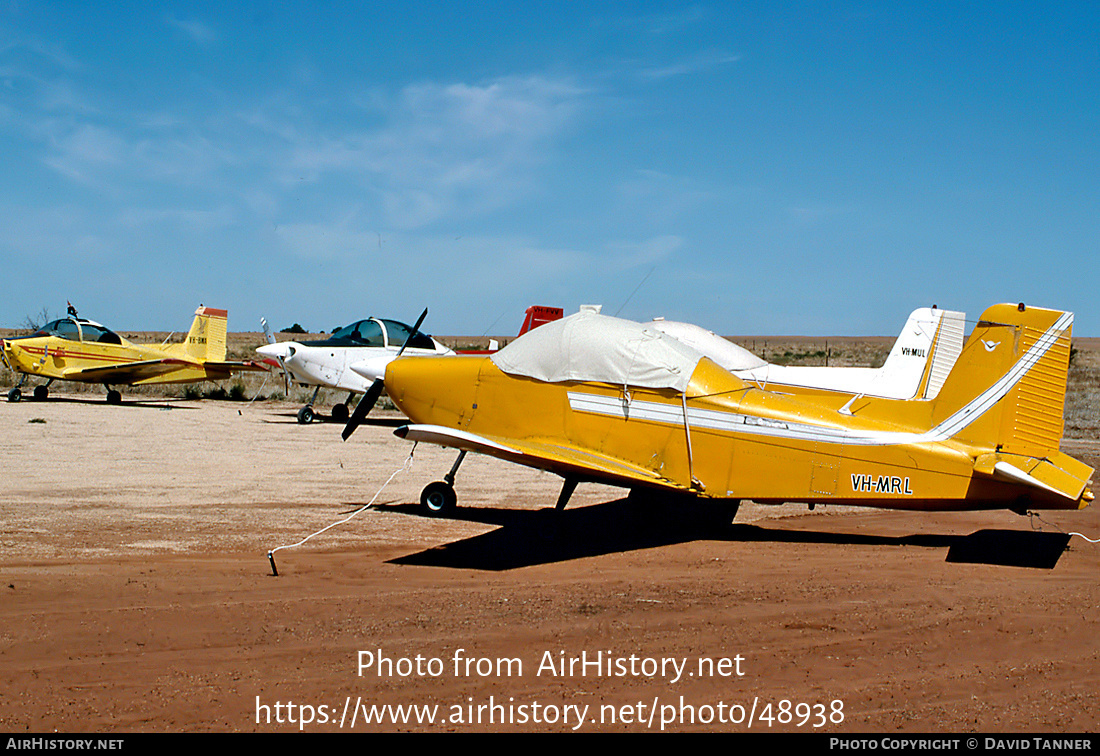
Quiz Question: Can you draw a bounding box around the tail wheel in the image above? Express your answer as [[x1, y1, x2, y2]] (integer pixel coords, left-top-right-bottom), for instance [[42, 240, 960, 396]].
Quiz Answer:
[[420, 481, 457, 516]]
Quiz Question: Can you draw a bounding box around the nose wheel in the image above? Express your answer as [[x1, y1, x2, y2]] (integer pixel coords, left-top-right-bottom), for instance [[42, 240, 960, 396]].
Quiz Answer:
[[297, 386, 322, 424], [419, 450, 466, 516], [8, 375, 27, 402], [420, 481, 457, 516]]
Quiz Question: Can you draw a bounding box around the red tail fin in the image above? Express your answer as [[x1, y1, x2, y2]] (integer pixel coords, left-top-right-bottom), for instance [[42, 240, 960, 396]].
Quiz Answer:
[[518, 306, 563, 336]]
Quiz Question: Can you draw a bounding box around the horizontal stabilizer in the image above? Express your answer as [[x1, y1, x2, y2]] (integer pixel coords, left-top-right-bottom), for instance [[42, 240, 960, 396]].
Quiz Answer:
[[204, 360, 269, 372], [974, 451, 1093, 505]]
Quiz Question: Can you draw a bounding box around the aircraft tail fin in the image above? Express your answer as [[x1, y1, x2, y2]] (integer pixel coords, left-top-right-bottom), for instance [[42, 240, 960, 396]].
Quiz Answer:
[[180, 306, 228, 363], [857, 307, 966, 400], [518, 306, 563, 336], [929, 303, 1073, 456]]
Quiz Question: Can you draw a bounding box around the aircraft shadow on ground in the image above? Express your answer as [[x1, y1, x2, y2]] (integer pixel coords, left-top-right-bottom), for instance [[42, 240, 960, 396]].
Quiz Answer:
[[14, 396, 197, 410], [265, 412, 405, 427], [376, 499, 1070, 571]]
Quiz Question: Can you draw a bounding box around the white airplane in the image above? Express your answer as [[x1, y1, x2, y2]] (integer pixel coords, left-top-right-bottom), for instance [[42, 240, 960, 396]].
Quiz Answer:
[[258, 309, 453, 423], [260, 305, 565, 424], [650, 306, 967, 406]]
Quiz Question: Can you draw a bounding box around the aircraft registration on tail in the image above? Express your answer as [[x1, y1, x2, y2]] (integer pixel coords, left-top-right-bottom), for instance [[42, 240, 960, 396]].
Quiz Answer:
[[347, 302, 1093, 519], [1, 305, 266, 404]]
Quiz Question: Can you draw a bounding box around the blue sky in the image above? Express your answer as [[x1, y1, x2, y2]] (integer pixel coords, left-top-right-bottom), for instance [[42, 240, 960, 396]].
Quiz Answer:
[[1, 2, 1097, 336]]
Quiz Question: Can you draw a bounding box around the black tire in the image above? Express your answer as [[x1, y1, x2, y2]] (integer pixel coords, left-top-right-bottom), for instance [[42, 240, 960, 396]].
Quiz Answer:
[[7, 387, 21, 403], [33, 385, 48, 401], [420, 481, 457, 516], [106, 390, 122, 405], [330, 403, 349, 422], [297, 405, 314, 424]]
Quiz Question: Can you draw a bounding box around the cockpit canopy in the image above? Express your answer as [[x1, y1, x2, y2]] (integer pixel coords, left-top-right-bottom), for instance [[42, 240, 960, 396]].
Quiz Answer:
[[33, 318, 123, 345], [307, 318, 436, 350]]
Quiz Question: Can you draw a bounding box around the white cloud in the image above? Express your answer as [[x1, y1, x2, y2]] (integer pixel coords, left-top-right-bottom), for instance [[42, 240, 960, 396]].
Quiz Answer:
[[638, 51, 741, 81], [284, 75, 589, 228], [41, 123, 128, 184], [165, 16, 217, 46], [116, 205, 236, 233], [602, 6, 707, 37]]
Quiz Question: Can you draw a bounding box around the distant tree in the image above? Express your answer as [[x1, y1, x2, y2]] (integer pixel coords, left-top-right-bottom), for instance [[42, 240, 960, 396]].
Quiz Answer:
[[21, 306, 50, 331], [281, 323, 307, 334]]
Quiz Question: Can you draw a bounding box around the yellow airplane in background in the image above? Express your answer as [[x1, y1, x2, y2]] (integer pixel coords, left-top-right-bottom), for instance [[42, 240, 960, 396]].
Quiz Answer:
[[352, 302, 1093, 519], [1, 305, 266, 403]]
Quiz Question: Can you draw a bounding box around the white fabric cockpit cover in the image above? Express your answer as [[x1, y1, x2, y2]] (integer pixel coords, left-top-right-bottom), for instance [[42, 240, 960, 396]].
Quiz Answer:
[[650, 320, 767, 372], [490, 311, 704, 392]]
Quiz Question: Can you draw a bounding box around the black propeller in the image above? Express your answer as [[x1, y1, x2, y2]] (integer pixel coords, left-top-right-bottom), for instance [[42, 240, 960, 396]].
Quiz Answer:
[[342, 307, 428, 441]]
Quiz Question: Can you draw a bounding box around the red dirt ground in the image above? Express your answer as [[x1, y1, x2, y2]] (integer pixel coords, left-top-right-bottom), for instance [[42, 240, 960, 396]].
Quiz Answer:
[[1, 396, 1098, 733]]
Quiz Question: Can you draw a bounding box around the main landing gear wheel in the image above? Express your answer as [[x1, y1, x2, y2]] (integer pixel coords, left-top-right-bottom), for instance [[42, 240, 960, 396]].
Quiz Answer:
[[330, 402, 349, 423], [420, 481, 457, 516], [33, 385, 49, 401], [7, 388, 21, 402], [106, 390, 122, 405], [297, 405, 315, 424]]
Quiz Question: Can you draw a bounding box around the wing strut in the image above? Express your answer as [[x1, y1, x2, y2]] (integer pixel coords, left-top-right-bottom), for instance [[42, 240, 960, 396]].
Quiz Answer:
[[682, 394, 704, 491], [556, 478, 578, 511]]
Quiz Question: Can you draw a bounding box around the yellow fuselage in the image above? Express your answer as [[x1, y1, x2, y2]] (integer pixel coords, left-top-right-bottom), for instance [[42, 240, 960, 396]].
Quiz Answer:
[[2, 336, 212, 385], [386, 355, 1089, 511]]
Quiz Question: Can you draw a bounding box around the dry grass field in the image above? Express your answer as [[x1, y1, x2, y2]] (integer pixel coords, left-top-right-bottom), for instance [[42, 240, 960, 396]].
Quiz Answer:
[[1, 327, 1098, 733]]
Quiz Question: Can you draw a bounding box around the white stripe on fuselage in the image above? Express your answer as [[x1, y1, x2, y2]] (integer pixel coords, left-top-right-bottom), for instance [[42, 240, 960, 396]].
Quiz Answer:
[[568, 312, 1071, 448]]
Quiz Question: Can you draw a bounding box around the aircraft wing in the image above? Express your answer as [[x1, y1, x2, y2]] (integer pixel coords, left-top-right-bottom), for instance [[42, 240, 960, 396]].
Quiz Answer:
[[64, 359, 195, 384], [395, 424, 678, 490]]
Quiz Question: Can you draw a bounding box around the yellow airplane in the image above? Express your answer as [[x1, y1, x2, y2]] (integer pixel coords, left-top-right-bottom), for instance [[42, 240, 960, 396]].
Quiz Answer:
[[1, 305, 266, 403], [355, 302, 1093, 519]]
